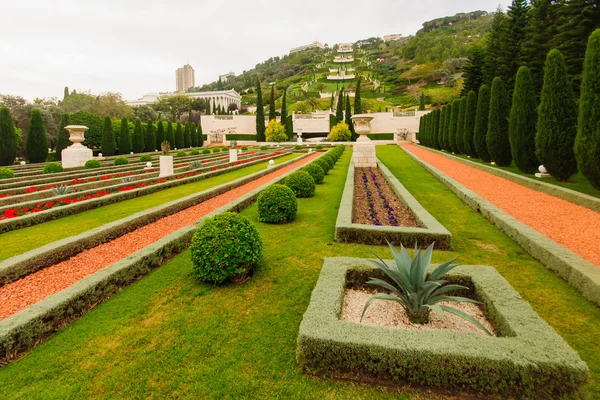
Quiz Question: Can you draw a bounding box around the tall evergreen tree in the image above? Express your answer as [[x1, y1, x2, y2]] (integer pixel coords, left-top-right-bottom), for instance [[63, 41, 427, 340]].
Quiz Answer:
[[509, 66, 539, 173], [354, 76, 362, 114], [118, 117, 131, 154], [345, 94, 355, 141], [441, 103, 452, 150], [206, 99, 211, 115], [448, 99, 460, 152], [487, 77, 512, 166], [197, 120, 204, 147], [485, 9, 511, 86], [101, 115, 116, 156], [132, 118, 145, 154], [184, 122, 191, 147], [461, 45, 486, 96], [165, 121, 175, 148], [330, 93, 335, 111], [437, 106, 447, 150], [575, 29, 600, 189], [255, 78, 266, 142], [145, 118, 156, 152], [419, 93, 425, 111], [269, 85, 276, 121], [505, 0, 530, 96], [336, 87, 345, 122], [155, 120, 165, 150], [474, 85, 492, 161], [456, 97, 467, 154], [281, 87, 290, 139], [55, 113, 70, 160], [536, 49, 579, 181], [432, 109, 441, 149], [63, 86, 69, 100], [0, 106, 18, 166], [25, 108, 48, 163], [190, 122, 198, 147], [464, 91, 478, 157], [217, 77, 223, 91], [175, 122, 184, 149]]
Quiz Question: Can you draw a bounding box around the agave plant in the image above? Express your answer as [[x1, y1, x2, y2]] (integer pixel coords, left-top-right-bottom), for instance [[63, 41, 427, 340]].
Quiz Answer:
[[190, 160, 202, 169], [121, 176, 134, 183], [52, 184, 71, 196], [362, 242, 492, 336]]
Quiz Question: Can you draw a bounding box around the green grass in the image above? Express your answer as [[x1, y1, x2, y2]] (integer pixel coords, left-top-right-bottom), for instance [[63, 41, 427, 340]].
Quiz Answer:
[[0, 154, 301, 261], [0, 146, 598, 399]]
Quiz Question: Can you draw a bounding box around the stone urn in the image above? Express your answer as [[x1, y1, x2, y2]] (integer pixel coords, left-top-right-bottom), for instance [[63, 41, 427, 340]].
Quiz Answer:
[[350, 114, 376, 167], [61, 125, 93, 168], [351, 114, 375, 142]]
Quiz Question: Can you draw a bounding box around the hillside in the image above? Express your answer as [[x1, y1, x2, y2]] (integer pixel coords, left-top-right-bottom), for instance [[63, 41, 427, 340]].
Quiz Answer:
[[191, 10, 493, 112]]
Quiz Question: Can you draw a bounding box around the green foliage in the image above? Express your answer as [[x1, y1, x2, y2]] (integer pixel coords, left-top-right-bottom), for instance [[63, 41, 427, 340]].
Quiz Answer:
[[456, 97, 467, 154], [140, 154, 152, 162], [316, 144, 323, 150], [55, 113, 70, 161], [463, 91, 478, 157], [84, 159, 101, 169], [269, 85, 276, 121], [303, 163, 325, 184], [474, 84, 491, 161], [0, 168, 14, 179], [447, 99, 460, 152], [241, 146, 248, 150], [175, 123, 184, 149], [213, 148, 221, 153], [222, 146, 229, 151], [176, 151, 186, 157], [441, 103, 451, 150], [265, 120, 287, 142], [202, 149, 210, 154], [25, 108, 48, 163], [190, 150, 200, 156], [484, 10, 510, 86], [260, 145, 268, 151], [315, 158, 330, 175], [294, 145, 302, 150], [536, 50, 578, 181], [509, 67, 539, 173], [362, 242, 491, 334], [256, 79, 266, 142], [285, 170, 316, 198], [197, 122, 204, 147], [42, 162, 63, 174], [354, 76, 362, 115], [118, 117, 131, 155], [155, 120, 165, 150], [165, 121, 175, 150], [329, 122, 351, 142], [321, 154, 335, 170], [487, 77, 512, 166], [257, 184, 298, 223], [190, 122, 198, 147], [336, 87, 344, 122], [114, 156, 129, 166], [190, 212, 262, 284], [132, 118, 144, 154], [144, 118, 156, 152], [575, 29, 600, 190], [69, 112, 103, 148], [0, 106, 18, 166], [419, 93, 425, 110], [461, 44, 485, 96], [329, 114, 338, 131], [184, 123, 191, 148], [100, 116, 116, 156]]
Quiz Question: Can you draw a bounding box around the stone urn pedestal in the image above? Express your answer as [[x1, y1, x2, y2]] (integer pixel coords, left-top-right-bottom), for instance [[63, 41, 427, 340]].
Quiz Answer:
[[229, 149, 238, 163], [159, 156, 174, 177], [351, 114, 376, 168], [297, 129, 303, 144], [61, 125, 93, 168]]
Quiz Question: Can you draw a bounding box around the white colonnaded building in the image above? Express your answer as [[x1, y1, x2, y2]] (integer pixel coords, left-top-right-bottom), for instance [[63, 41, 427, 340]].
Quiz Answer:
[[126, 89, 242, 111]]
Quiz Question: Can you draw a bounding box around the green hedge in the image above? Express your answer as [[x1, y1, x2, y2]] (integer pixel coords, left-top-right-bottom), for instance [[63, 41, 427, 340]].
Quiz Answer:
[[225, 134, 257, 141], [366, 133, 394, 140]]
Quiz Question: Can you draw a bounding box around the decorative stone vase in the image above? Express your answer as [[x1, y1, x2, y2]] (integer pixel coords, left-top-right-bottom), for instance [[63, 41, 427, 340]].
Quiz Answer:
[[61, 125, 93, 168], [351, 114, 376, 167], [351, 115, 374, 141]]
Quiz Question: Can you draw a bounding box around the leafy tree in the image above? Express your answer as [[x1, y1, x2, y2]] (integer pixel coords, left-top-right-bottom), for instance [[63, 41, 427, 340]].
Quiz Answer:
[[184, 122, 191, 147], [354, 76, 362, 114], [487, 77, 512, 166], [190, 122, 198, 147], [0, 106, 18, 165], [474, 84, 492, 161], [175, 122, 185, 149], [509, 67, 539, 173], [536, 49, 579, 181], [197, 120, 204, 147], [145, 118, 156, 152], [118, 117, 131, 154], [448, 99, 460, 152], [281, 87, 290, 139], [25, 108, 48, 163], [461, 45, 485, 96], [133, 105, 158, 122], [336, 87, 344, 122], [484, 9, 510, 86], [55, 113, 70, 160], [132, 118, 145, 153], [256, 78, 266, 142], [456, 97, 467, 154], [419, 93, 425, 110], [101, 115, 116, 156], [463, 90, 478, 157], [575, 29, 600, 189], [152, 94, 191, 120], [155, 120, 165, 150], [269, 85, 276, 121]]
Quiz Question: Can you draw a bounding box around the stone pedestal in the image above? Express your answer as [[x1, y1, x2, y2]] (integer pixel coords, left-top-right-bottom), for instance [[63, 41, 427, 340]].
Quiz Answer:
[[353, 136, 377, 168], [229, 149, 238, 162], [297, 137, 303, 144], [61, 125, 93, 168], [159, 156, 174, 177]]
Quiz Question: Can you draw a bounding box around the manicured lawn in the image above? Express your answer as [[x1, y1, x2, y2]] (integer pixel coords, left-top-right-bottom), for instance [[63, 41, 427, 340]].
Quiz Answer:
[[0, 154, 301, 261], [0, 146, 598, 399]]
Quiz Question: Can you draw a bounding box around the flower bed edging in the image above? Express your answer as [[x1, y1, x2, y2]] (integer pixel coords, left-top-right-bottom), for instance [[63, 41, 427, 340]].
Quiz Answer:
[[296, 257, 589, 398], [334, 159, 451, 248], [402, 146, 600, 306]]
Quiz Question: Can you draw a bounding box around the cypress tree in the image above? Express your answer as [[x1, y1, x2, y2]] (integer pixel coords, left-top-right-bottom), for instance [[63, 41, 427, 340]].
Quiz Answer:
[[197, 120, 204, 147], [165, 121, 175, 148], [269, 85, 276, 121], [55, 113, 70, 160], [456, 97, 467, 154], [418, 115, 425, 145], [100, 115, 116, 156], [118, 117, 131, 154], [281, 88, 290, 140], [509, 66, 539, 173], [345, 94, 355, 141], [145, 118, 156, 152], [336, 87, 344, 122], [419, 93, 425, 111], [505, 0, 530, 97], [464, 90, 478, 158], [474, 85, 492, 161], [330, 93, 335, 111], [461, 45, 485, 96], [184, 122, 191, 147], [441, 103, 452, 150], [354, 76, 362, 114], [206, 99, 211, 115], [431, 109, 441, 149], [448, 99, 460, 153], [63, 86, 69, 100], [25, 108, 48, 163], [536, 49, 578, 181], [190, 122, 198, 147], [485, 9, 511, 86], [424, 114, 430, 146], [132, 118, 144, 154], [487, 77, 512, 166], [155, 120, 165, 150], [175, 122, 184, 149], [256, 78, 266, 142], [575, 29, 600, 189], [0, 106, 18, 166], [437, 106, 447, 150]]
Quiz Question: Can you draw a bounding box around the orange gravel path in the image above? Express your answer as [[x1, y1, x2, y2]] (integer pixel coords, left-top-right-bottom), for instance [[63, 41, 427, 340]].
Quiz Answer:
[[403, 144, 600, 267], [0, 154, 318, 321]]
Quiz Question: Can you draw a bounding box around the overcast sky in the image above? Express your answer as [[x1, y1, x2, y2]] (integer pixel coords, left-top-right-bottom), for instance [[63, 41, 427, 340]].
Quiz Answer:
[[0, 0, 507, 102]]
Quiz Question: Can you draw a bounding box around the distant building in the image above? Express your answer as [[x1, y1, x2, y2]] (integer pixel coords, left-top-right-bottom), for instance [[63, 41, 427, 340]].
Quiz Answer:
[[126, 89, 242, 111], [383, 34, 402, 42], [219, 72, 236, 82], [290, 41, 324, 54], [176, 64, 195, 92], [337, 43, 353, 53]]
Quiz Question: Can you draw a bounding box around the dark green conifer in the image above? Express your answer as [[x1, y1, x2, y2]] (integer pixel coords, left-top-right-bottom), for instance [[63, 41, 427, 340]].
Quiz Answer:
[[175, 122, 184, 149], [190, 122, 198, 147], [461, 45, 486, 96], [463, 90, 478, 157], [269, 85, 276, 121], [448, 99, 460, 153], [197, 121, 204, 147], [487, 77, 512, 166], [281, 88, 290, 139], [165, 121, 175, 148], [145, 118, 156, 152], [155, 120, 165, 150], [118, 117, 131, 154], [184, 122, 191, 147], [442, 103, 452, 150], [55, 113, 70, 160], [132, 118, 144, 154], [474, 85, 492, 161], [255, 78, 266, 141], [25, 108, 48, 163], [509, 67, 539, 173], [456, 97, 467, 154], [101, 115, 116, 156], [0, 106, 18, 166], [336, 87, 345, 121], [354, 76, 362, 114]]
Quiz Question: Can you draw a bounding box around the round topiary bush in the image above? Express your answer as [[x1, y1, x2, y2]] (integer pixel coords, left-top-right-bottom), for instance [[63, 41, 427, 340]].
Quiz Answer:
[[221, 146, 229, 151], [114, 156, 129, 166], [85, 159, 101, 169], [315, 158, 330, 175], [304, 163, 325, 184], [202, 149, 211, 154], [0, 168, 15, 179], [294, 145, 302, 150], [191, 150, 200, 155], [213, 148, 221, 153], [260, 145, 268, 151], [316, 144, 323, 150], [265, 120, 287, 142], [177, 151, 186, 157], [321, 154, 335, 169], [140, 154, 152, 162], [257, 184, 297, 223], [190, 212, 262, 284], [285, 171, 315, 198], [241, 146, 248, 150], [43, 162, 63, 174]]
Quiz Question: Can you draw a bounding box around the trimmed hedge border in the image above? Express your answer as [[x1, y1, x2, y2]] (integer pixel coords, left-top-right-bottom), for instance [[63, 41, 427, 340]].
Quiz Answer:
[[0, 152, 317, 364], [0, 152, 290, 234], [366, 133, 394, 140], [297, 257, 589, 398], [402, 146, 600, 306], [420, 145, 600, 212], [334, 158, 451, 249]]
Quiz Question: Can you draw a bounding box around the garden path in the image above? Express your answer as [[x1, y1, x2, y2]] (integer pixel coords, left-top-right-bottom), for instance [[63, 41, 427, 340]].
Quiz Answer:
[[0, 153, 319, 321], [403, 144, 600, 268]]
